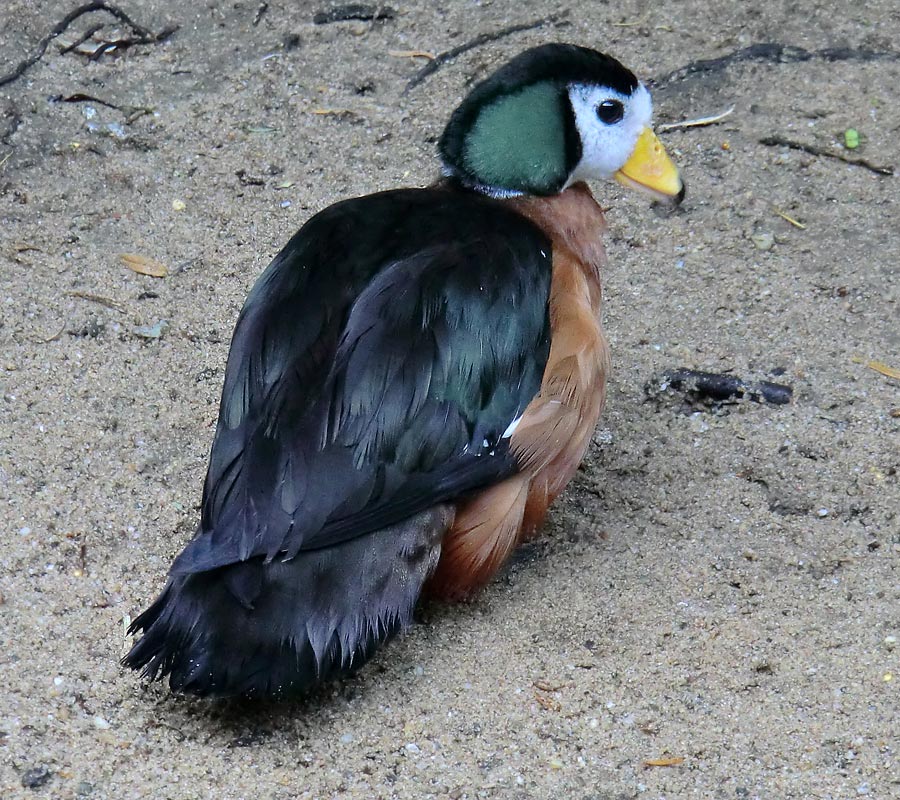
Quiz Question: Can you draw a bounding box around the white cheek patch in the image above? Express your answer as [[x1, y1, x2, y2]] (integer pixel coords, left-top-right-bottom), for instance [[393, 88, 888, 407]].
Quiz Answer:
[[566, 82, 653, 184]]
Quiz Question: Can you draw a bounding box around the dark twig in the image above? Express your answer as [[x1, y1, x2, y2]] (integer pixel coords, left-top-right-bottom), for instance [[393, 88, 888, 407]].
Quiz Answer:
[[760, 135, 894, 176], [647, 369, 793, 407], [89, 42, 118, 61], [253, 2, 269, 26], [55, 91, 119, 109], [0, 1, 177, 89], [653, 42, 900, 88], [313, 4, 396, 25], [52, 92, 153, 123], [404, 12, 569, 92]]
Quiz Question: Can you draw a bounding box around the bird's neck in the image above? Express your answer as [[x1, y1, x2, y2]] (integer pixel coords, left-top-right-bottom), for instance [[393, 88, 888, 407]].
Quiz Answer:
[[506, 182, 608, 284]]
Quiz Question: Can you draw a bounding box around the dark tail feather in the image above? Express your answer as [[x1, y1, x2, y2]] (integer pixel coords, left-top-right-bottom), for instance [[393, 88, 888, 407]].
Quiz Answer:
[[123, 506, 452, 698]]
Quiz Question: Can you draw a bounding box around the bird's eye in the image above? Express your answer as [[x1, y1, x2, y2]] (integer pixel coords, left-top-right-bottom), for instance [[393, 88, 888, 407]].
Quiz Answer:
[[596, 99, 624, 124]]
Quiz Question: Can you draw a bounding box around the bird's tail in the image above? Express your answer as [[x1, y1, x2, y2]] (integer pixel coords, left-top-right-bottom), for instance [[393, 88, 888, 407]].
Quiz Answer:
[[123, 506, 452, 698]]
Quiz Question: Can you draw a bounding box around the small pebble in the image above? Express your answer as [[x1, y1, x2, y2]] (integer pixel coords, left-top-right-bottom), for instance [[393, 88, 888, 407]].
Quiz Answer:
[[549, 757, 564, 770], [132, 320, 170, 340], [21, 766, 52, 789], [884, 635, 897, 650], [339, 733, 353, 744], [816, 508, 829, 518], [689, 413, 709, 434], [93, 716, 111, 730], [172, 199, 186, 212], [76, 781, 94, 797], [751, 232, 774, 251], [592, 428, 614, 446], [404, 742, 420, 754]]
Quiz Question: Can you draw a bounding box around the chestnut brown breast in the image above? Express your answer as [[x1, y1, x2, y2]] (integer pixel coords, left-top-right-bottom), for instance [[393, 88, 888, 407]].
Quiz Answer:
[[426, 183, 611, 599]]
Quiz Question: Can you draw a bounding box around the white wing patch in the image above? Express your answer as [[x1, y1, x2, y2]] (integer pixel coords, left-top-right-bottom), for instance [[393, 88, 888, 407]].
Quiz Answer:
[[502, 414, 523, 439]]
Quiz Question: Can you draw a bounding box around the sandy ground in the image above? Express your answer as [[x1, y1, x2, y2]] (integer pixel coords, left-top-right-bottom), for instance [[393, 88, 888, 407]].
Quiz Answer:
[[1, 1, 898, 798]]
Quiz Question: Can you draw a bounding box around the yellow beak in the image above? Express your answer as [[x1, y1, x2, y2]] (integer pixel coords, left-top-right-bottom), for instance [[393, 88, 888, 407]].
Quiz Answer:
[[614, 127, 683, 202]]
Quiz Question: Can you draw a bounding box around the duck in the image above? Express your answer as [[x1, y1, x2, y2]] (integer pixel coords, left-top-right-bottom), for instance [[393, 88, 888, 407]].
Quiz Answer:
[[124, 43, 683, 698]]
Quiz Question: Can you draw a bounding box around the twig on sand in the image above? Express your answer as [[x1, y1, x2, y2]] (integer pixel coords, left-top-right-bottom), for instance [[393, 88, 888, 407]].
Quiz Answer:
[[0, 1, 177, 89], [388, 50, 435, 60], [611, 14, 650, 28], [643, 757, 685, 768], [312, 4, 396, 25], [653, 42, 900, 88], [759, 135, 894, 176], [658, 105, 735, 132], [68, 291, 127, 311], [404, 13, 569, 92], [53, 92, 153, 124], [773, 208, 806, 229], [253, 2, 269, 26], [648, 369, 794, 406]]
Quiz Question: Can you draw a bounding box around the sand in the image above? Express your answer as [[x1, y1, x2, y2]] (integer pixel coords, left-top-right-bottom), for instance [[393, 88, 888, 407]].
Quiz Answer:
[[1, 1, 898, 798]]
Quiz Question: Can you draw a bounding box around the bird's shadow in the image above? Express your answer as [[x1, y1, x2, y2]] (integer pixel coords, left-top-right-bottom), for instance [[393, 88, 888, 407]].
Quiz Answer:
[[131, 473, 618, 741], [132, 599, 480, 743]]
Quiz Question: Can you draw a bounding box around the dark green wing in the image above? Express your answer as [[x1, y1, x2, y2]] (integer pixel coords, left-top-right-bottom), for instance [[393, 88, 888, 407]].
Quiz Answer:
[[172, 187, 552, 575]]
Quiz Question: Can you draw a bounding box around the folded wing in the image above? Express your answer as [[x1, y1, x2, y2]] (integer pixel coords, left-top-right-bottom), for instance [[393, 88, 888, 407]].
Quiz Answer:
[[172, 188, 554, 575]]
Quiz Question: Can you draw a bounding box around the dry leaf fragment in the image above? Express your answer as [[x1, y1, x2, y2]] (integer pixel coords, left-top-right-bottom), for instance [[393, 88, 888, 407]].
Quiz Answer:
[[643, 757, 685, 768], [120, 253, 168, 278], [865, 360, 900, 381], [534, 693, 561, 712]]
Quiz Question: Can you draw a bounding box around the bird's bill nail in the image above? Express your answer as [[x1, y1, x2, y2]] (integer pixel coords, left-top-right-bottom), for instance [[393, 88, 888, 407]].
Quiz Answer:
[[614, 127, 683, 203]]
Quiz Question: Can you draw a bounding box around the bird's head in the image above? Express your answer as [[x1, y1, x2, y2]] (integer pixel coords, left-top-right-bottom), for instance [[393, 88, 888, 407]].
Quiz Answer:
[[439, 43, 683, 203]]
